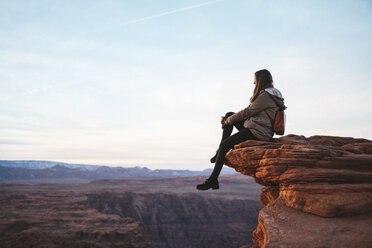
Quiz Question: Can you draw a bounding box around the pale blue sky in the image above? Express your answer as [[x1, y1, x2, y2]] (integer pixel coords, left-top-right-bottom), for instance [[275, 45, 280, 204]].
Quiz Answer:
[[1, 0, 371, 170]]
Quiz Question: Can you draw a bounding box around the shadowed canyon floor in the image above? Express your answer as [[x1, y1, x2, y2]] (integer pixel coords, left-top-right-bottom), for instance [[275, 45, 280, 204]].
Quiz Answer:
[[0, 174, 262, 248]]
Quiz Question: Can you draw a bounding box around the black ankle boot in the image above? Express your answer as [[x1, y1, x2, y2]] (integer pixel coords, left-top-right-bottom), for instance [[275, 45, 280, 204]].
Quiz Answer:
[[196, 177, 219, 190]]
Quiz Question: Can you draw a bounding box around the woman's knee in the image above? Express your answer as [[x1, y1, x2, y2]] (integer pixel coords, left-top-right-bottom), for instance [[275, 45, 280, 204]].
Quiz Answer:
[[218, 139, 232, 153], [224, 112, 235, 118]]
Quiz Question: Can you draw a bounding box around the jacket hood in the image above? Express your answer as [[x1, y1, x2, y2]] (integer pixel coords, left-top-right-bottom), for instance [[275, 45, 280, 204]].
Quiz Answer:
[[264, 87, 283, 99], [263, 87, 286, 110]]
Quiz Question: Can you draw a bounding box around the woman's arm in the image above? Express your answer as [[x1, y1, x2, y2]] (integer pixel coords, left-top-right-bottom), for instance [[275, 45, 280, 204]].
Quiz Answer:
[[225, 92, 272, 125]]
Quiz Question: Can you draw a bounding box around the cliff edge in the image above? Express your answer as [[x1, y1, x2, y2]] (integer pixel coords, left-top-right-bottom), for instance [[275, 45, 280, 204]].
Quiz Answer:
[[225, 134, 372, 248]]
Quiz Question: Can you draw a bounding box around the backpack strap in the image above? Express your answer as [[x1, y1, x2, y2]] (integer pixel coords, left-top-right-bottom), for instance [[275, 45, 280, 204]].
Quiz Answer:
[[263, 91, 286, 136], [263, 108, 275, 127], [262, 92, 278, 126]]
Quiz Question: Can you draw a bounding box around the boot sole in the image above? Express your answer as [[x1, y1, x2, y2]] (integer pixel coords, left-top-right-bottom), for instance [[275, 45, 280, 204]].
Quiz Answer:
[[196, 185, 219, 190]]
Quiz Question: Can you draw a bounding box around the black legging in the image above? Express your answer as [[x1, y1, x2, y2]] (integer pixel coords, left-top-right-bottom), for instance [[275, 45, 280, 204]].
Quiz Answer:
[[210, 112, 257, 180]]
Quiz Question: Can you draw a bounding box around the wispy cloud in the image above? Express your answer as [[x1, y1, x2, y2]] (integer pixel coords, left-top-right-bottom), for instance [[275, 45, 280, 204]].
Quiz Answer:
[[115, 0, 222, 26], [20, 86, 54, 96]]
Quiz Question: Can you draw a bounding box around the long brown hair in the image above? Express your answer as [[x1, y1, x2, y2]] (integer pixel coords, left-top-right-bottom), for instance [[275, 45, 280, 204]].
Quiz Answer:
[[250, 69, 273, 102]]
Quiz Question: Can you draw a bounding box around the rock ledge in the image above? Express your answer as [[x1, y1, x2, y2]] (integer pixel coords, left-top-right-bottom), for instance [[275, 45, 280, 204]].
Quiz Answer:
[[225, 134, 372, 248]]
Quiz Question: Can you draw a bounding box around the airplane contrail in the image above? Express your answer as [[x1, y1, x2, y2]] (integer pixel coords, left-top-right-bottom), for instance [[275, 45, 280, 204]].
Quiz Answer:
[[115, 0, 222, 26]]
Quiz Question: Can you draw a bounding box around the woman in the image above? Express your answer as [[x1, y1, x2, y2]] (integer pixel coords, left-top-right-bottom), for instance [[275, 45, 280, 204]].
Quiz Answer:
[[197, 69, 286, 190]]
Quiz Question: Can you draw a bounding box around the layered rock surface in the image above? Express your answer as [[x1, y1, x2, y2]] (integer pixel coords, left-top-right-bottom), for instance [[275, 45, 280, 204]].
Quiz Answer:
[[225, 134, 372, 248]]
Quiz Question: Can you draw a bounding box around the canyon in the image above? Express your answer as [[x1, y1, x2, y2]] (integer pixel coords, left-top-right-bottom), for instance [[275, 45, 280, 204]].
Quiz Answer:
[[0, 174, 261, 248], [2, 134, 370, 247]]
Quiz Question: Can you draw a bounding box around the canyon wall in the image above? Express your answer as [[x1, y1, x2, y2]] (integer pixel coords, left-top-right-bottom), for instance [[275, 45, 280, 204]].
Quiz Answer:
[[86, 176, 262, 248], [225, 134, 372, 248]]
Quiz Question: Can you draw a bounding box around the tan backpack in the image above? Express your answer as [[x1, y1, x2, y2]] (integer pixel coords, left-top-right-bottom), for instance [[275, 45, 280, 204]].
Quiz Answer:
[[273, 109, 286, 135]]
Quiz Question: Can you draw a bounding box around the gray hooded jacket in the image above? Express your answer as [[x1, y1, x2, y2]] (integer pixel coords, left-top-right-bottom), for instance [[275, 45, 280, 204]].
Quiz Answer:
[[225, 87, 286, 141]]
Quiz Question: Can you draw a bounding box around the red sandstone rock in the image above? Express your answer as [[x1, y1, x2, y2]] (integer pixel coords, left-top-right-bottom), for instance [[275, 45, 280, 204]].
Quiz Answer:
[[225, 134, 372, 248], [253, 201, 372, 248], [260, 186, 279, 207]]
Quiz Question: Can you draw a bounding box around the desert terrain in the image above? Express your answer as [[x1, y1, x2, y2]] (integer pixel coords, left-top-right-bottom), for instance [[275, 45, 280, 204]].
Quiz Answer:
[[0, 174, 262, 248]]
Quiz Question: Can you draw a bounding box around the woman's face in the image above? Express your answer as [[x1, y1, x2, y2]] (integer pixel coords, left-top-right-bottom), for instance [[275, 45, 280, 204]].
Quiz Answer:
[[254, 75, 257, 85]]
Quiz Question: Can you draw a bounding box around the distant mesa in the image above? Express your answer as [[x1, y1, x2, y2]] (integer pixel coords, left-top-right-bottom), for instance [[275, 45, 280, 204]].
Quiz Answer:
[[225, 134, 372, 248], [0, 160, 236, 181]]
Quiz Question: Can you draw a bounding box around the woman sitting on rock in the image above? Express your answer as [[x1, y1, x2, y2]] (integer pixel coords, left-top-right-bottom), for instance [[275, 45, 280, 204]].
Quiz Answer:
[[197, 69, 286, 190]]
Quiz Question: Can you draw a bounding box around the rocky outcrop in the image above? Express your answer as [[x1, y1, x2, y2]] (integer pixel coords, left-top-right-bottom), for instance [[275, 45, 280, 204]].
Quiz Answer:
[[225, 134, 372, 248]]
